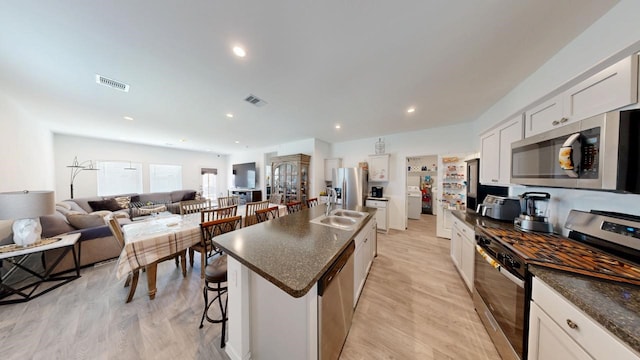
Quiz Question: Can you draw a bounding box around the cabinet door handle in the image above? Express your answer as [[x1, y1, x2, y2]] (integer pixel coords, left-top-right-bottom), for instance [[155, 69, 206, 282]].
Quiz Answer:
[[560, 117, 569, 123], [552, 120, 560, 126], [491, 179, 498, 183], [364, 237, 368, 243], [566, 319, 578, 329]]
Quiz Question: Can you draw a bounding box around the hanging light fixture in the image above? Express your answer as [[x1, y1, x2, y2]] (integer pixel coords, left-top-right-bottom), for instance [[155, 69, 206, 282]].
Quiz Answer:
[[124, 161, 137, 170], [66, 156, 100, 199]]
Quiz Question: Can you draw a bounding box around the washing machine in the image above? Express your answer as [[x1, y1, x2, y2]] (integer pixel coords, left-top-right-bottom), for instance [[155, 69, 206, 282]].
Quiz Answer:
[[407, 186, 422, 219]]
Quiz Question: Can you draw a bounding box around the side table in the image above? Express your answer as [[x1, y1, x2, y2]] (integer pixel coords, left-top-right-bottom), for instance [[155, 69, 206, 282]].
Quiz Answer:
[[0, 233, 81, 305]]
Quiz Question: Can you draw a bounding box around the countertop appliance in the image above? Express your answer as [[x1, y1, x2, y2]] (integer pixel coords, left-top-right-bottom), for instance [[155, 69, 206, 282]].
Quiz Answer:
[[371, 186, 383, 198], [334, 167, 368, 209], [466, 158, 509, 214], [510, 109, 640, 193], [407, 186, 421, 220], [513, 192, 553, 233], [476, 195, 520, 221], [473, 209, 640, 360], [318, 241, 354, 360]]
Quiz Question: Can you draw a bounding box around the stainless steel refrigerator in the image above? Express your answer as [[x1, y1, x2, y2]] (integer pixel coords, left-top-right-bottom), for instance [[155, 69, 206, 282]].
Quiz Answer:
[[333, 167, 368, 209]]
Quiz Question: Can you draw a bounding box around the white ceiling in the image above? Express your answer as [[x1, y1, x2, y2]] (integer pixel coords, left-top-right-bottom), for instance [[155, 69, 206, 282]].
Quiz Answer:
[[0, 1, 618, 154]]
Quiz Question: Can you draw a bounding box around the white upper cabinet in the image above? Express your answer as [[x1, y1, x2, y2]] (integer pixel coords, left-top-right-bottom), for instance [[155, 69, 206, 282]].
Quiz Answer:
[[324, 158, 342, 182], [564, 55, 638, 121], [525, 94, 566, 137], [480, 115, 523, 185], [368, 154, 390, 182], [525, 55, 639, 138]]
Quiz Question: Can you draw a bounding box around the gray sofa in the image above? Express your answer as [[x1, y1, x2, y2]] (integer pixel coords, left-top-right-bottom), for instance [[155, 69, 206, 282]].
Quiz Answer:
[[41, 189, 197, 273]]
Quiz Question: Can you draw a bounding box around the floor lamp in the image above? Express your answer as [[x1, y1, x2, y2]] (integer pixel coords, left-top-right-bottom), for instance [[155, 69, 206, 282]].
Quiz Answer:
[[67, 156, 99, 199]]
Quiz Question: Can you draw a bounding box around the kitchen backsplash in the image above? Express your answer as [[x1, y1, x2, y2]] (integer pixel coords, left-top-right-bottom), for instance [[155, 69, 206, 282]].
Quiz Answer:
[[509, 186, 640, 236]]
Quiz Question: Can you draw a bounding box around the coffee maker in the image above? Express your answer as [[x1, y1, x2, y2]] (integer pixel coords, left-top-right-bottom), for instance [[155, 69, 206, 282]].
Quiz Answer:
[[513, 192, 553, 233]]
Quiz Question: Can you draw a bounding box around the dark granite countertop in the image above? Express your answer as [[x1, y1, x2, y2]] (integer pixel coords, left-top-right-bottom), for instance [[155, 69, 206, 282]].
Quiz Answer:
[[213, 205, 375, 298], [530, 265, 640, 354], [452, 210, 640, 354]]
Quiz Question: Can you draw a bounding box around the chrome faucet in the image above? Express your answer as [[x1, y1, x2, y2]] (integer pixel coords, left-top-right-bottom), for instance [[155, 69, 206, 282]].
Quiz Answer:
[[326, 187, 337, 216]]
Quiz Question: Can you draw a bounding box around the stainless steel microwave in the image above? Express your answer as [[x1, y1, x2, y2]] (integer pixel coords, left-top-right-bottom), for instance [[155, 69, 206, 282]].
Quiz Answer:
[[510, 109, 640, 193]]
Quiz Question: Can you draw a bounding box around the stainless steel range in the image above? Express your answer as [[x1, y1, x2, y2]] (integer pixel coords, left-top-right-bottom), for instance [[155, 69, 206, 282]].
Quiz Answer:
[[473, 210, 640, 360]]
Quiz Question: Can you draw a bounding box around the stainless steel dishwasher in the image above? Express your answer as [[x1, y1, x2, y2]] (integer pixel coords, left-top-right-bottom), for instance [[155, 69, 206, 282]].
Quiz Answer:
[[318, 241, 355, 360]]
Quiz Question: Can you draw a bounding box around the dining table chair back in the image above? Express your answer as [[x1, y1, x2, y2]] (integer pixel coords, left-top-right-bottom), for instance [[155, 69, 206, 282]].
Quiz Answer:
[[244, 200, 269, 226], [306, 198, 319, 208], [217, 196, 240, 208], [286, 201, 303, 214], [192, 215, 242, 279], [255, 206, 280, 223], [201, 205, 238, 223], [180, 199, 211, 215], [107, 216, 140, 303]]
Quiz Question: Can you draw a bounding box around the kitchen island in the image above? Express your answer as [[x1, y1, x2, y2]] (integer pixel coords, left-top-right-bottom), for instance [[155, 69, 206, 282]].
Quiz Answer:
[[213, 204, 376, 360]]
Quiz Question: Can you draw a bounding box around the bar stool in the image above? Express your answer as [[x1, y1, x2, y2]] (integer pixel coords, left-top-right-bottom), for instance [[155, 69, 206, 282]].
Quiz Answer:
[[200, 253, 228, 348]]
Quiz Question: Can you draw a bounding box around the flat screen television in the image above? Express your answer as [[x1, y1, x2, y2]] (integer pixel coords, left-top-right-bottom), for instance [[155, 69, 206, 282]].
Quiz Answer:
[[233, 162, 257, 189]]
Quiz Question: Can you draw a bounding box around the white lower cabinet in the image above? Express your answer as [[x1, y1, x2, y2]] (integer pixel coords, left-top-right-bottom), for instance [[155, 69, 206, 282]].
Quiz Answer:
[[450, 217, 474, 292], [529, 277, 639, 360], [354, 218, 376, 307]]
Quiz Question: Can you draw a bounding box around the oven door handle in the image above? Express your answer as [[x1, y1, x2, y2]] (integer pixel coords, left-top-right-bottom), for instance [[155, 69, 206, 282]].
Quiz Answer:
[[476, 245, 525, 288]]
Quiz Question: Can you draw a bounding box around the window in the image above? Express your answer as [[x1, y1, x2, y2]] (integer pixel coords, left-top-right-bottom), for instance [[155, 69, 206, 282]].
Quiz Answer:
[[96, 161, 143, 196], [150, 164, 182, 192], [201, 168, 217, 200]]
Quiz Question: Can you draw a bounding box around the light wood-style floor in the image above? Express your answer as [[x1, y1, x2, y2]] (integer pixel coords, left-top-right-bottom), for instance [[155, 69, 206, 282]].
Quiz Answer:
[[0, 214, 499, 359]]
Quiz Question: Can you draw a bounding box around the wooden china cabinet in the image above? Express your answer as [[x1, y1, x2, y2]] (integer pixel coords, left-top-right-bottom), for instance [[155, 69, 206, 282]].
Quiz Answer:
[[271, 154, 311, 205]]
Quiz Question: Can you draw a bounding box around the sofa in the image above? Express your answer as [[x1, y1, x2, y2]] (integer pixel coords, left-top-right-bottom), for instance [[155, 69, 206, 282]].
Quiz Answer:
[[40, 189, 197, 273]]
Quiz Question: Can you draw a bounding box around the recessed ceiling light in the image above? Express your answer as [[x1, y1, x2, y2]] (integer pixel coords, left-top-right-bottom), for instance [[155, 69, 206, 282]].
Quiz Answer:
[[123, 116, 134, 121], [335, 125, 341, 129], [233, 46, 246, 57], [226, 113, 234, 118], [180, 138, 187, 142], [407, 107, 416, 113], [235, 140, 240, 144]]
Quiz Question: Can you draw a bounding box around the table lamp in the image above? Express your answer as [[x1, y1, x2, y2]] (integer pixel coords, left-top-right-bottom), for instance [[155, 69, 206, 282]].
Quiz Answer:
[[0, 190, 55, 246]]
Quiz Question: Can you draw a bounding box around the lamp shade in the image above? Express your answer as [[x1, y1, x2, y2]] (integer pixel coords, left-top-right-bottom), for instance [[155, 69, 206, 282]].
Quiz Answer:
[[0, 190, 55, 220]]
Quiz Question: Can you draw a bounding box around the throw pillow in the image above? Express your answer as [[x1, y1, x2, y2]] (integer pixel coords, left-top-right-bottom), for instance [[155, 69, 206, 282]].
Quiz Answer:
[[182, 191, 196, 201], [67, 214, 106, 229], [115, 196, 131, 209], [88, 199, 122, 212]]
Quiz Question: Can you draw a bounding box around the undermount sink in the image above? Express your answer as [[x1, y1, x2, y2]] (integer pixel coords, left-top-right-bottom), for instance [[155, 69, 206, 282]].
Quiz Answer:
[[330, 209, 367, 219], [310, 209, 368, 230]]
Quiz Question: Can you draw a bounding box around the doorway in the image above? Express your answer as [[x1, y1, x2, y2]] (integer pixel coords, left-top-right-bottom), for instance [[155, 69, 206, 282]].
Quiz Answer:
[[405, 155, 438, 230]]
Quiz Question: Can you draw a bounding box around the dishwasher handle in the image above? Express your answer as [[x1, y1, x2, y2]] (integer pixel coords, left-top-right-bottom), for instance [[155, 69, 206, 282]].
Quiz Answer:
[[318, 241, 355, 295]]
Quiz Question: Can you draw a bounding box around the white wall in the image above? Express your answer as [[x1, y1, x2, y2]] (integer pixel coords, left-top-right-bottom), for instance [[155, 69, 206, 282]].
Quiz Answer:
[[332, 123, 474, 230], [0, 94, 55, 192], [312, 139, 331, 198], [54, 134, 228, 201]]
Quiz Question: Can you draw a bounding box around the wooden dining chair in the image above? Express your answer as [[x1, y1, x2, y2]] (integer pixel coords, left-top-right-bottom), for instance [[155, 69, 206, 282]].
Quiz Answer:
[[286, 200, 303, 214], [255, 206, 280, 223], [217, 196, 240, 208], [199, 215, 243, 348], [180, 199, 211, 215], [244, 200, 269, 226], [306, 198, 319, 208], [107, 216, 186, 303], [201, 205, 238, 223], [192, 215, 242, 279]]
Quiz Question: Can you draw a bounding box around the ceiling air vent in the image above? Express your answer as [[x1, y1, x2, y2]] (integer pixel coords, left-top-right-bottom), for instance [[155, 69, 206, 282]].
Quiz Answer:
[[95, 74, 130, 92], [244, 94, 268, 107]]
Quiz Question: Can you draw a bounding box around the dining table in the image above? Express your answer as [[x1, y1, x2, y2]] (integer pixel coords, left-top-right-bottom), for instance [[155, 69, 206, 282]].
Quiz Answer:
[[115, 203, 287, 301]]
